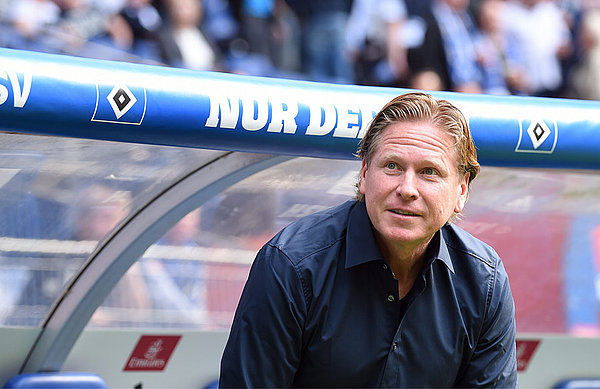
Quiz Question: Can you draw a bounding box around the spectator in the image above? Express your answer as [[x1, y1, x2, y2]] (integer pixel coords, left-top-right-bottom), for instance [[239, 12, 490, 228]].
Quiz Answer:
[[104, 0, 164, 61], [229, 0, 301, 75], [49, 0, 112, 55], [502, 0, 572, 97], [8, 183, 143, 326], [475, 0, 528, 95], [72, 184, 130, 241], [285, 0, 355, 84], [408, 0, 483, 93], [202, 0, 239, 53], [0, 152, 43, 325], [3, 0, 60, 52], [345, 0, 410, 87], [236, 0, 276, 61], [270, 0, 302, 74], [210, 189, 278, 250], [72, 184, 150, 326], [140, 209, 209, 327], [556, 0, 584, 96], [0, 0, 594, 98], [569, 7, 600, 100], [158, 0, 223, 71], [9, 0, 59, 39]]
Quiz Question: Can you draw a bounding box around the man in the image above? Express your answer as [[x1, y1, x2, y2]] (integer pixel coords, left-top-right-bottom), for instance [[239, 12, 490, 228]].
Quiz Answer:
[[408, 0, 483, 93], [220, 92, 517, 387]]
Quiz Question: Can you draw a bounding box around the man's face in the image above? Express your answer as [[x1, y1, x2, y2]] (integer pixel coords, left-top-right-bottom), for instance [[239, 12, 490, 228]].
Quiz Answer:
[[359, 121, 469, 253]]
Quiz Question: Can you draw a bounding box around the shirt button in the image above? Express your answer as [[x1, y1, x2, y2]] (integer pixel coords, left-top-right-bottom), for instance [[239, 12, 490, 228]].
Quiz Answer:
[[391, 342, 398, 352], [382, 264, 388, 270], [387, 294, 395, 302]]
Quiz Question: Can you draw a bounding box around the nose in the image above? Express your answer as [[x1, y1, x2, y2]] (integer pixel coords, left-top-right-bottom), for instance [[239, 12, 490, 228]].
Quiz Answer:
[[396, 171, 419, 200]]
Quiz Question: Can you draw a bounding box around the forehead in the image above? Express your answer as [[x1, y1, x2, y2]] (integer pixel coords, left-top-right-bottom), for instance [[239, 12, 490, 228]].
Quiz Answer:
[[375, 121, 458, 158]]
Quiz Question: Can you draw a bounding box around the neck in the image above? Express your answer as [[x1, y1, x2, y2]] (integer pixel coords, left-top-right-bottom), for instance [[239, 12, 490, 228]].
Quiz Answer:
[[376, 235, 434, 298]]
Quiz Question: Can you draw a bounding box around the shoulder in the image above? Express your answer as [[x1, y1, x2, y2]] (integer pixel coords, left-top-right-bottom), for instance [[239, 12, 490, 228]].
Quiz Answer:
[[442, 223, 502, 270], [441, 223, 512, 297], [267, 200, 355, 264], [441, 224, 513, 313], [438, 225, 515, 341]]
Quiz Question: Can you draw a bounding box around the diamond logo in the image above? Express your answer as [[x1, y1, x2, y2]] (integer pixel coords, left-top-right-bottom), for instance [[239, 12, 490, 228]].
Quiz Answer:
[[92, 83, 147, 125], [515, 119, 558, 154], [107, 85, 137, 119], [526, 120, 550, 150]]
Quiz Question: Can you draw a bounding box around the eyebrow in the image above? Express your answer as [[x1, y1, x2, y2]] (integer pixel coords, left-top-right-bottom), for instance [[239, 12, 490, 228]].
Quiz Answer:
[[379, 152, 447, 168]]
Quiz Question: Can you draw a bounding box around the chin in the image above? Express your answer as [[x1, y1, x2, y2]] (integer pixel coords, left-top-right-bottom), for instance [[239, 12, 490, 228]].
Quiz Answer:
[[383, 230, 423, 245]]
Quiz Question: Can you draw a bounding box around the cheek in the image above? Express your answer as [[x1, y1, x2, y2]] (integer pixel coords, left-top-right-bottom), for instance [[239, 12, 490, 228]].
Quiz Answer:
[[360, 169, 385, 197], [428, 187, 457, 217], [435, 203, 450, 221]]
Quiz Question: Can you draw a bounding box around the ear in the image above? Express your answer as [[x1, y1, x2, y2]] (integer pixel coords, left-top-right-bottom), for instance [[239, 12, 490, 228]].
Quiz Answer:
[[359, 159, 368, 196], [454, 173, 469, 213]]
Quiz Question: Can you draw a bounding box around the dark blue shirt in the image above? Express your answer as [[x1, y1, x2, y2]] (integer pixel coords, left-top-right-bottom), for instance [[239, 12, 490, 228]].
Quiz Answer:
[[220, 200, 517, 387]]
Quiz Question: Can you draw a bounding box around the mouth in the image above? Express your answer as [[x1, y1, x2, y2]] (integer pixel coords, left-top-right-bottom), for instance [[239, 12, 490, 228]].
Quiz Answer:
[[390, 209, 420, 217]]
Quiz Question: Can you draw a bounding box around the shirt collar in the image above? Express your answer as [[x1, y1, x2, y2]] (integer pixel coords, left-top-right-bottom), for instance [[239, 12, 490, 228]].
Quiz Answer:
[[427, 226, 455, 274], [345, 201, 455, 274], [345, 201, 384, 269]]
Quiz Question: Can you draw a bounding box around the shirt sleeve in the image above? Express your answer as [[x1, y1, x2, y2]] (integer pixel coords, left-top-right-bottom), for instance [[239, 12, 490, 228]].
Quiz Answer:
[[456, 259, 518, 388], [219, 243, 307, 388]]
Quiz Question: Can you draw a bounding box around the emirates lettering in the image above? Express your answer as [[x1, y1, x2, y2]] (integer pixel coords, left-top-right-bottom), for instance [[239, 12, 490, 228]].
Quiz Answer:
[[128, 357, 166, 369]]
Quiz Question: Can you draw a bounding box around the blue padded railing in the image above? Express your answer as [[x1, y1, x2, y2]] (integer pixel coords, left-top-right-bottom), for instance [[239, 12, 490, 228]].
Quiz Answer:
[[1, 47, 600, 170]]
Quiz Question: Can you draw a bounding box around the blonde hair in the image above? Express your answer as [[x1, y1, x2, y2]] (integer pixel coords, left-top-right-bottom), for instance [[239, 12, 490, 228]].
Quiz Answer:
[[355, 92, 480, 201]]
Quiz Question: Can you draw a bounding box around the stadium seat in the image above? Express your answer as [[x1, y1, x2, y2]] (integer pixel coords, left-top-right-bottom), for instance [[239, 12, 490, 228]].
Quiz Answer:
[[3, 372, 108, 389], [553, 379, 600, 388]]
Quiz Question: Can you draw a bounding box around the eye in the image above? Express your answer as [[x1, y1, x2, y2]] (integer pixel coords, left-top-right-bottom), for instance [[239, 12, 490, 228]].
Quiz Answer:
[[385, 162, 397, 170], [423, 167, 438, 176]]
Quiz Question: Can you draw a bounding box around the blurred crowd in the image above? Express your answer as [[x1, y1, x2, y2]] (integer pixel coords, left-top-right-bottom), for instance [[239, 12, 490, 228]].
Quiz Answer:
[[1, 0, 600, 99]]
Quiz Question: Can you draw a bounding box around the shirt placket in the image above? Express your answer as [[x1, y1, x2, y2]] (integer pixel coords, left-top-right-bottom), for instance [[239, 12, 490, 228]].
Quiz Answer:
[[380, 269, 428, 388]]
